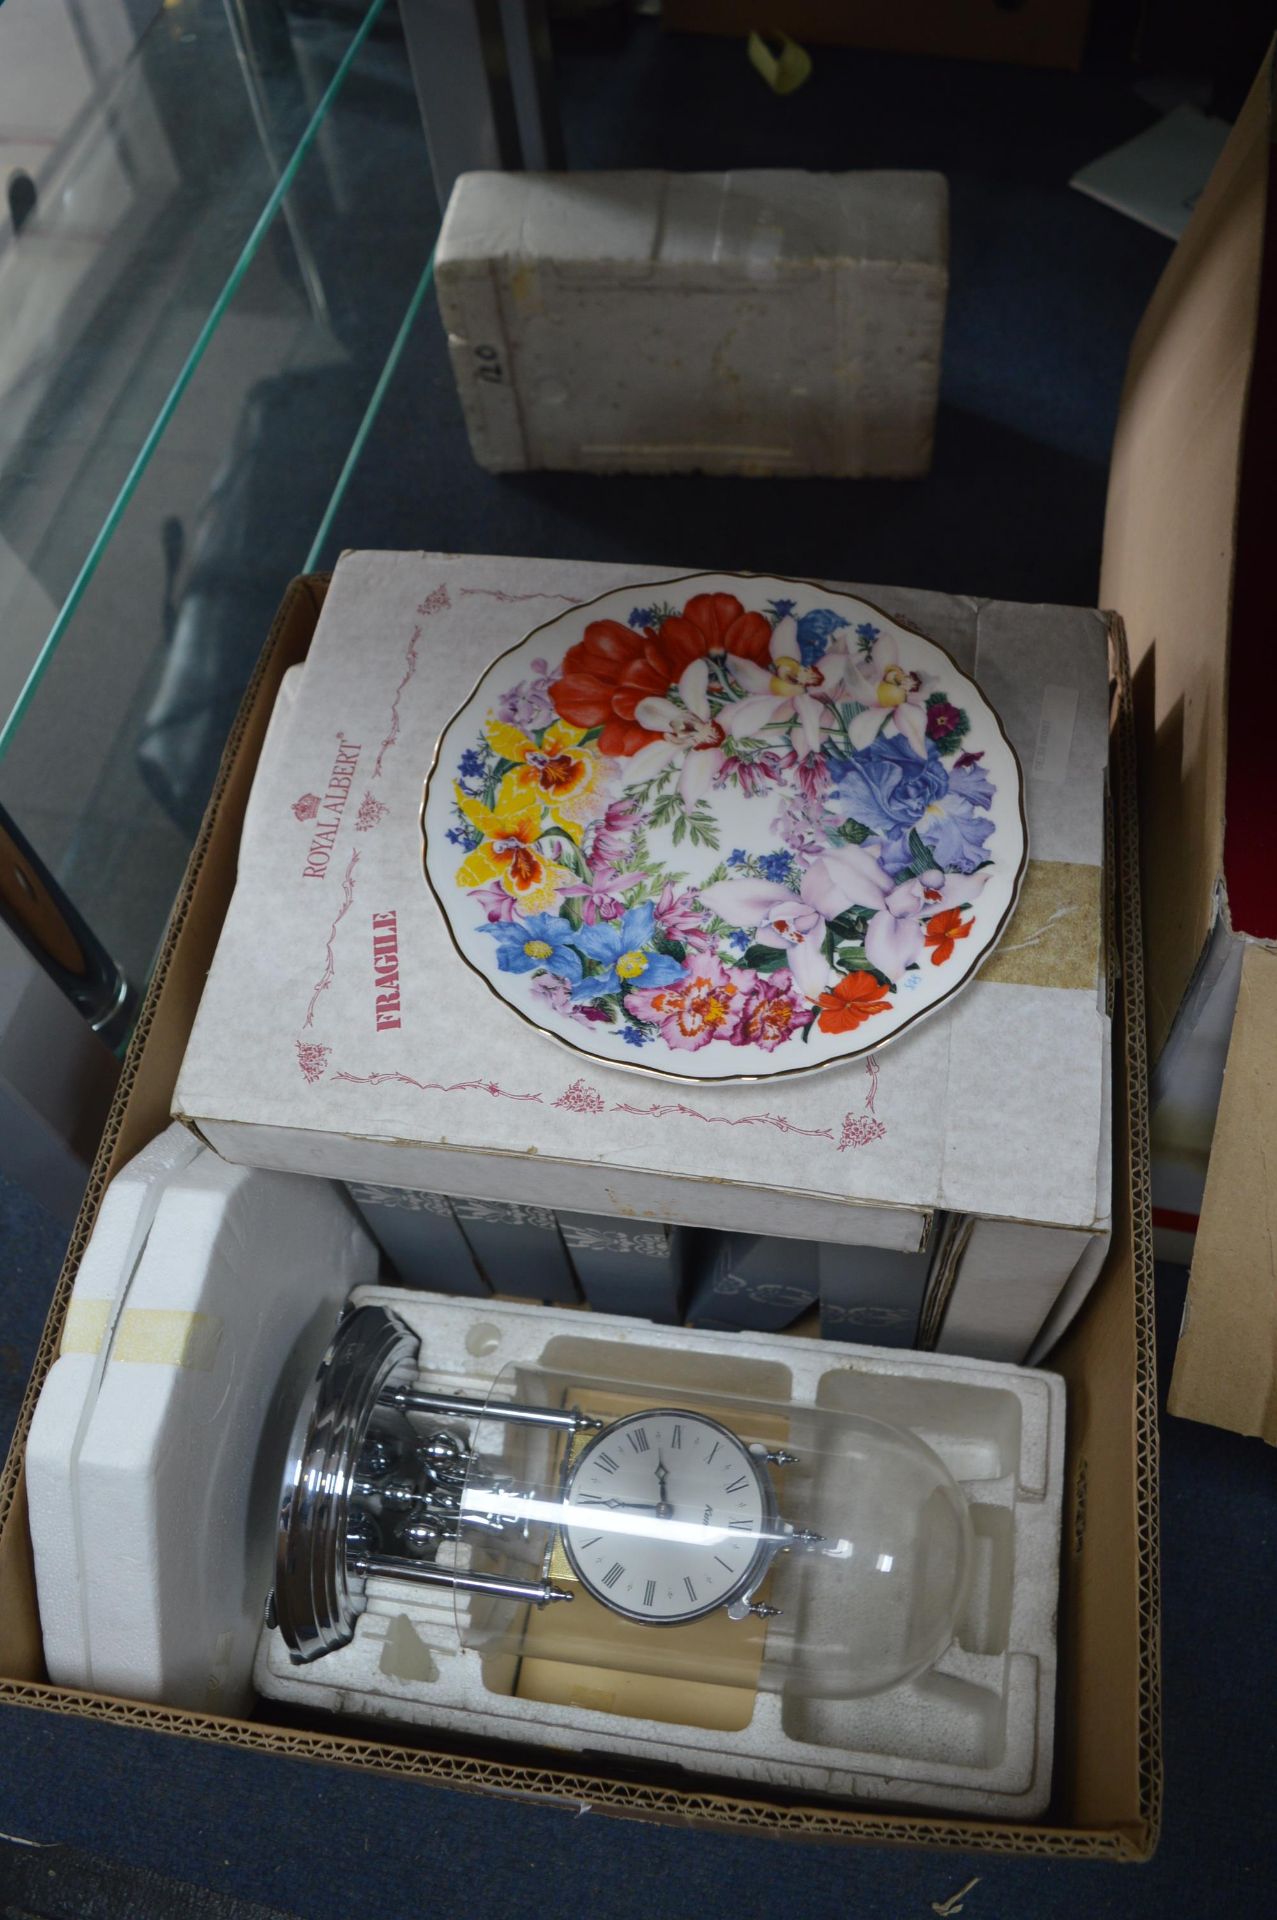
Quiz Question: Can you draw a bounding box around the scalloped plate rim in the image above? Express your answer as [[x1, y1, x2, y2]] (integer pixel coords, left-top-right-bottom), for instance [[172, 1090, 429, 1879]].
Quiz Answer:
[[421, 569, 1029, 1086]]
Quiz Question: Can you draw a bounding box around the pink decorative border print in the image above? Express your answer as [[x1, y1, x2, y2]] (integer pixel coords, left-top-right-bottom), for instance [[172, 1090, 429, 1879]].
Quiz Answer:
[[328, 1055, 885, 1154]]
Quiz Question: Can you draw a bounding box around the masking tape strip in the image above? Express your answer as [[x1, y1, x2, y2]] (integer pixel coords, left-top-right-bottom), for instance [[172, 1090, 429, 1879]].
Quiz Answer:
[[110, 1309, 223, 1371], [60, 1298, 113, 1357], [979, 858, 1101, 992]]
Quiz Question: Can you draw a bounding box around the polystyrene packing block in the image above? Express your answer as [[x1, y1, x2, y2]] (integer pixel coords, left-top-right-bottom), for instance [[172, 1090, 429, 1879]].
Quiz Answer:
[[29, 1149, 378, 1713], [436, 170, 948, 477], [26, 1123, 203, 1687], [257, 1286, 1064, 1817]]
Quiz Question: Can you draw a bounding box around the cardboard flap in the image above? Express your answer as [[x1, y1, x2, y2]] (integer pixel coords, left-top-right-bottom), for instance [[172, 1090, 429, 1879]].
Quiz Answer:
[[1169, 941, 1277, 1440], [1099, 47, 1274, 1060]]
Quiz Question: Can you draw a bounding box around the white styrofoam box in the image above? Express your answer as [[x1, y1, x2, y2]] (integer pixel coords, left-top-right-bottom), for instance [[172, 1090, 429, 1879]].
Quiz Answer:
[[435, 170, 948, 478], [28, 1151, 377, 1713], [27, 1122, 202, 1685], [256, 1285, 1065, 1818]]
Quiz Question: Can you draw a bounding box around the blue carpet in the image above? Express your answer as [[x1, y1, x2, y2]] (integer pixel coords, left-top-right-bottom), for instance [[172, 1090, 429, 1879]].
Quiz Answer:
[[4, 11, 1275, 1917]]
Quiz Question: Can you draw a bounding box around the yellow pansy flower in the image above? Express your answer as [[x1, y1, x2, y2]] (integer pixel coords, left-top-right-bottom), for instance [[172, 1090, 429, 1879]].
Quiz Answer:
[[485, 716, 598, 832], [452, 783, 565, 914]]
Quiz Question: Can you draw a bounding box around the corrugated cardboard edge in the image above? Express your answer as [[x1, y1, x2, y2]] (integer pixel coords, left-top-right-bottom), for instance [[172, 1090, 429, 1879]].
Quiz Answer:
[[0, 580, 1160, 1860], [1168, 939, 1277, 1438], [1071, 614, 1162, 1849]]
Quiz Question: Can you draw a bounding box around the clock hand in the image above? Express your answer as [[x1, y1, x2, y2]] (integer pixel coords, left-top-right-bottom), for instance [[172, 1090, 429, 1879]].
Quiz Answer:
[[654, 1453, 674, 1523], [575, 1497, 668, 1513]]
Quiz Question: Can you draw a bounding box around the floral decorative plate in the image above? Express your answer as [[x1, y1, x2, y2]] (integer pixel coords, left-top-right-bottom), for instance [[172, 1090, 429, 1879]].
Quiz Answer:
[[422, 573, 1026, 1082]]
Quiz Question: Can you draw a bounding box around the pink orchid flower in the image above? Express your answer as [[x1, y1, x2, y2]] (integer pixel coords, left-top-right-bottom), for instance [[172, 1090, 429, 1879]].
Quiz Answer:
[[557, 870, 647, 924], [626, 656, 731, 806], [701, 844, 898, 1001], [863, 867, 991, 977], [845, 633, 930, 757], [704, 852, 989, 994], [469, 879, 519, 923], [722, 607, 848, 757], [654, 880, 712, 951]]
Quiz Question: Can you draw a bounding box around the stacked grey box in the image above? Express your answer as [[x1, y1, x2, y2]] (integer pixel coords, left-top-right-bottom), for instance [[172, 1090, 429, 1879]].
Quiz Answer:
[[557, 1213, 689, 1323], [817, 1242, 933, 1349], [450, 1197, 580, 1303], [683, 1232, 819, 1333], [345, 1184, 490, 1296]]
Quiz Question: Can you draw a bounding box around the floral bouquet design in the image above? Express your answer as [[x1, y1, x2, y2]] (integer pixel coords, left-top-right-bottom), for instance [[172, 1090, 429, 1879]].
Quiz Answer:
[[423, 575, 1026, 1081]]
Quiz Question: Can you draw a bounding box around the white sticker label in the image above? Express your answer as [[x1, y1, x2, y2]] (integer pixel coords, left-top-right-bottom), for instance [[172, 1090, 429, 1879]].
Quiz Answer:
[[1032, 684, 1079, 783]]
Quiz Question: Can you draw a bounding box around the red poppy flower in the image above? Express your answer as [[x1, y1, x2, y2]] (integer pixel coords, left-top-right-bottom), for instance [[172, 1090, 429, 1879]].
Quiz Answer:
[[550, 620, 673, 755], [816, 970, 892, 1034], [924, 908, 974, 966], [550, 595, 774, 758], [658, 593, 773, 676]]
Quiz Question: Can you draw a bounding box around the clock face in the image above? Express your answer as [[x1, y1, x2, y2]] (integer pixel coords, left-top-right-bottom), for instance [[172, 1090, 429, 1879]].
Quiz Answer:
[[560, 1409, 771, 1624]]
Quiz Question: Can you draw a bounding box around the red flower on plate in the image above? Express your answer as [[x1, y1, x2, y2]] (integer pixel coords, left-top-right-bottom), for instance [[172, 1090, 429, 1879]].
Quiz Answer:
[[550, 621, 673, 756], [924, 907, 974, 966], [550, 594, 774, 758], [657, 592, 772, 677], [815, 970, 892, 1034]]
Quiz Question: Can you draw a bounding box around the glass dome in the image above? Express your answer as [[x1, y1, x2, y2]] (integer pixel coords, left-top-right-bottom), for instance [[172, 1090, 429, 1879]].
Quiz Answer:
[[441, 1360, 973, 1701]]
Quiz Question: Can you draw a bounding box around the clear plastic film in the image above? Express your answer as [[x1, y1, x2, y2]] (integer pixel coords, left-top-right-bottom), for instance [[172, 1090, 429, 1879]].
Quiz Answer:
[[444, 1361, 972, 1701]]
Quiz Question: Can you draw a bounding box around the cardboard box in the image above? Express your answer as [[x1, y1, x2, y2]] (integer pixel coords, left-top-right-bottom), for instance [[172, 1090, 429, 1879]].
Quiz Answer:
[[0, 575, 1160, 1856], [435, 170, 947, 477], [1100, 46, 1277, 1440], [556, 1212, 690, 1322], [819, 1239, 932, 1348], [171, 553, 1112, 1363], [450, 1196, 581, 1304], [344, 1182, 492, 1298], [684, 1231, 820, 1333]]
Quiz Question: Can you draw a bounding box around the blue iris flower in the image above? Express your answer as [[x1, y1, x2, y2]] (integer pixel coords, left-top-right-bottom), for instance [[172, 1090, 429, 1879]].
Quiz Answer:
[[794, 606, 849, 666], [569, 901, 686, 1003], [477, 912, 582, 982]]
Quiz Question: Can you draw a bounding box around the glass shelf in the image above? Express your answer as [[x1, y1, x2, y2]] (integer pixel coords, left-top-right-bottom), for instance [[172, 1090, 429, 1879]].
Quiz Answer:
[[0, 0, 438, 987]]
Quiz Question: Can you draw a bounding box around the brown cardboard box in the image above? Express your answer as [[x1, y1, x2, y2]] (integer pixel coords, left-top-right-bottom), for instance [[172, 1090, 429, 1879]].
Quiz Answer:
[[662, 2, 1093, 73], [0, 576, 1160, 1857], [1101, 46, 1277, 1441]]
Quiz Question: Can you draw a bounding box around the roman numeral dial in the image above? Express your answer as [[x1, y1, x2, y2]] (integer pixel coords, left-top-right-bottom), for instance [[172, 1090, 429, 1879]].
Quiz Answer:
[[560, 1409, 772, 1624]]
